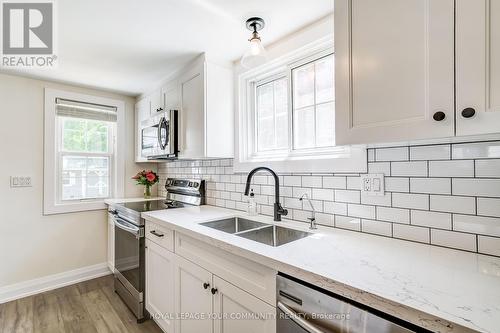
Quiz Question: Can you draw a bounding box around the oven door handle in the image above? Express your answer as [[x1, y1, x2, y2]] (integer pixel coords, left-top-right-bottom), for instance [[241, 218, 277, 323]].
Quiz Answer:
[[114, 218, 142, 239], [277, 301, 325, 333]]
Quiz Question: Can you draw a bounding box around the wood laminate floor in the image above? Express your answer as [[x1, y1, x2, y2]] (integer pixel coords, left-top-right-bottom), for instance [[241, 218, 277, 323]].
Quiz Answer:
[[0, 275, 163, 333]]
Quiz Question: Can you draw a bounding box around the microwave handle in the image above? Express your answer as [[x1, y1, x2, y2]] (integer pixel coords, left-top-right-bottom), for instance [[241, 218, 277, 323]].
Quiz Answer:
[[157, 116, 164, 149]]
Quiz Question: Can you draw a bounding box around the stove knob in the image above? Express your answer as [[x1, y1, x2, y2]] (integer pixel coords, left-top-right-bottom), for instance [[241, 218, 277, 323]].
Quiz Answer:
[[193, 182, 199, 188]]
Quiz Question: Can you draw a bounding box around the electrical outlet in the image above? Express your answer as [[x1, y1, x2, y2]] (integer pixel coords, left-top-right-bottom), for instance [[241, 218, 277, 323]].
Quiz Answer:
[[363, 178, 371, 191], [10, 176, 32, 188], [360, 174, 384, 196]]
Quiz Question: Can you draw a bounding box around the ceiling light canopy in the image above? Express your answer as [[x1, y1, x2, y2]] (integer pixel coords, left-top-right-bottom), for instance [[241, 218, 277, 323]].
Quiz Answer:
[[241, 17, 268, 69]]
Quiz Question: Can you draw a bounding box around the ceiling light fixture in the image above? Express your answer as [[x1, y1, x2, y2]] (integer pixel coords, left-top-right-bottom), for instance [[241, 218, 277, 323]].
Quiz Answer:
[[241, 17, 267, 69]]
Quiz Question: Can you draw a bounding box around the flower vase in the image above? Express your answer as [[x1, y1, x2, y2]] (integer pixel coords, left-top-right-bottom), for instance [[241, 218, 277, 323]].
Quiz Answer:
[[144, 185, 152, 199]]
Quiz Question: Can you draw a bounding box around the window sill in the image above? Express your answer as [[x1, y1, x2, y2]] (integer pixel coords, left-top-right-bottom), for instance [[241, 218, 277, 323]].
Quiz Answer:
[[43, 200, 107, 215], [234, 146, 367, 174]]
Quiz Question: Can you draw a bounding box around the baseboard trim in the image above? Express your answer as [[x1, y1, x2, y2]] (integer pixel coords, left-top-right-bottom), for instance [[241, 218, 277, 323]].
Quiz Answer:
[[0, 262, 111, 304]]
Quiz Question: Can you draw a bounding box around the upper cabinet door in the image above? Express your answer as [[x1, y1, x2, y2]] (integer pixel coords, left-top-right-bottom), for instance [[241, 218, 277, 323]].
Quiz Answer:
[[163, 84, 179, 111], [335, 0, 455, 145], [179, 72, 205, 159], [149, 90, 164, 116], [456, 0, 500, 136]]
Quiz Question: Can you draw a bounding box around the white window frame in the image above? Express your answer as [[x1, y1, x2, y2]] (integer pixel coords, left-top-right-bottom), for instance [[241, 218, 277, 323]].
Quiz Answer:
[[235, 36, 367, 173], [44, 88, 125, 214]]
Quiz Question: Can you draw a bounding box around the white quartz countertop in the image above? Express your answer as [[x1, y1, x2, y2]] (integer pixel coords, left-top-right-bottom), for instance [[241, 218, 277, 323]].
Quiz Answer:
[[142, 206, 500, 333], [104, 197, 163, 205]]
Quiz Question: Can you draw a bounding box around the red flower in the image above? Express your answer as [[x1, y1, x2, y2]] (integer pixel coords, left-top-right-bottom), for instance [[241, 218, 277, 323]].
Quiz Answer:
[[146, 173, 156, 182], [132, 174, 140, 180]]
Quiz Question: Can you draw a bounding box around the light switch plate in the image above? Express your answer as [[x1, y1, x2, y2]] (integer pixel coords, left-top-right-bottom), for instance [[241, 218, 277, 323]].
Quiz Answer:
[[360, 174, 384, 196], [10, 176, 32, 187]]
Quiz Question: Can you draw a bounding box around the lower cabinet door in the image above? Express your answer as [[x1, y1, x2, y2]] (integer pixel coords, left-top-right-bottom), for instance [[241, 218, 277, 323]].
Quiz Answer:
[[174, 255, 213, 333], [107, 213, 115, 273], [213, 276, 276, 333], [145, 240, 176, 332]]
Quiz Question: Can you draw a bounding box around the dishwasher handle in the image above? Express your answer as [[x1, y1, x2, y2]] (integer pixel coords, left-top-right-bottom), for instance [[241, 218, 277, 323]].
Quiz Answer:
[[278, 301, 325, 333]]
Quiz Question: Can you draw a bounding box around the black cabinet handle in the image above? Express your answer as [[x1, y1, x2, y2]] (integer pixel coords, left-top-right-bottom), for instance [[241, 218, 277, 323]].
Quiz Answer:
[[203, 282, 210, 290], [211, 287, 218, 295], [462, 108, 476, 118], [150, 230, 164, 238], [433, 111, 446, 121]]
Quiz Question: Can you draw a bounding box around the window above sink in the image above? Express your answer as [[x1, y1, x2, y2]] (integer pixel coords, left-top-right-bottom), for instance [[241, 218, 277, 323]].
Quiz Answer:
[[235, 34, 367, 174]]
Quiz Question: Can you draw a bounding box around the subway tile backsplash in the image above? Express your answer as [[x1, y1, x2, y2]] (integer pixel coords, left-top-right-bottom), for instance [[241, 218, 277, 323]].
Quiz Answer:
[[158, 140, 500, 258]]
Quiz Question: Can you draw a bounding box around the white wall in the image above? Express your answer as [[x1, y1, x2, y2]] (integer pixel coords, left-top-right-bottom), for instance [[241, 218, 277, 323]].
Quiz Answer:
[[0, 73, 146, 288]]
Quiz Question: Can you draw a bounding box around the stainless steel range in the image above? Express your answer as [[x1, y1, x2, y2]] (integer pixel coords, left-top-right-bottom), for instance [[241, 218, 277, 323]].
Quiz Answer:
[[108, 178, 205, 321]]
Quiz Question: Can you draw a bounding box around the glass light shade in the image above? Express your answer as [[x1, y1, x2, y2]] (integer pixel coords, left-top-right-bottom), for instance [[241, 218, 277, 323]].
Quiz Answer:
[[241, 38, 267, 69]]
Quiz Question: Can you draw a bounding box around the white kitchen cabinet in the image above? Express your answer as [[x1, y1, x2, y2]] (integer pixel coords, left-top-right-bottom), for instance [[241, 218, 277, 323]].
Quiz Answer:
[[150, 89, 165, 116], [144, 220, 277, 333], [213, 276, 276, 333], [107, 213, 115, 273], [134, 54, 233, 161], [145, 240, 176, 333], [174, 255, 213, 333], [456, 0, 500, 136], [162, 82, 179, 111], [135, 97, 150, 162], [179, 70, 205, 158], [178, 54, 234, 159], [173, 255, 275, 333], [335, 0, 455, 144]]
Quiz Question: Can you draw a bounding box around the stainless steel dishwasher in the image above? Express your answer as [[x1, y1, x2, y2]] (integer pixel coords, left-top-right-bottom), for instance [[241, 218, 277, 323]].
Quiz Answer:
[[277, 274, 427, 333]]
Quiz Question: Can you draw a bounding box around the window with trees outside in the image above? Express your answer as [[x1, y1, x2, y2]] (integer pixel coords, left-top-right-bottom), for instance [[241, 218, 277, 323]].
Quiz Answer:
[[55, 99, 117, 202]]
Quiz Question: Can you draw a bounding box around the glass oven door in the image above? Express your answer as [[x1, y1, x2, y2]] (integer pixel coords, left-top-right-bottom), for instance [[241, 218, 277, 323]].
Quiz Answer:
[[114, 216, 144, 293]]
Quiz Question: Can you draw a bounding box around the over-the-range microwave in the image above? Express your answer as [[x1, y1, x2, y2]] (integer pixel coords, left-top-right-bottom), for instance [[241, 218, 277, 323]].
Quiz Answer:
[[141, 109, 178, 160]]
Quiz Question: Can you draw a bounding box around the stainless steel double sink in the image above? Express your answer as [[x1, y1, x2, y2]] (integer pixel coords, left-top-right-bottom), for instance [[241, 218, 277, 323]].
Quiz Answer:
[[201, 217, 311, 247]]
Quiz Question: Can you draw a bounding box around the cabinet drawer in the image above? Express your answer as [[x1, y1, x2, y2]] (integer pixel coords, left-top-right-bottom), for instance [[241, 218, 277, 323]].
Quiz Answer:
[[146, 221, 174, 251], [175, 232, 276, 306]]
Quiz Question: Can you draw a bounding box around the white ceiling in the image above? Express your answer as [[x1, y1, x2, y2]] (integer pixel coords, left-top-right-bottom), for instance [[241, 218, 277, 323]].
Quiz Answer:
[[1, 0, 333, 96]]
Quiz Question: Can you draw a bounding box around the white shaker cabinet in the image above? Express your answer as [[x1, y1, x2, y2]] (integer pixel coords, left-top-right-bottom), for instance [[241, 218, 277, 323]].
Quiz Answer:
[[213, 276, 276, 333], [162, 82, 180, 112], [107, 213, 115, 273], [179, 70, 205, 159], [178, 54, 234, 159], [145, 240, 176, 333], [149, 89, 165, 116], [174, 255, 213, 333], [135, 97, 150, 162], [456, 0, 500, 136], [335, 0, 455, 144]]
